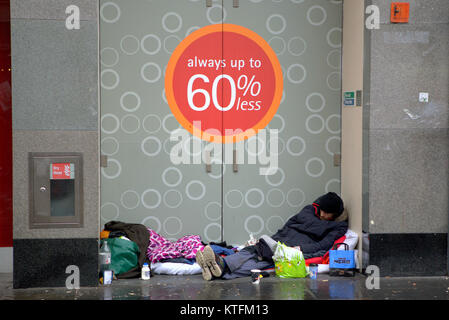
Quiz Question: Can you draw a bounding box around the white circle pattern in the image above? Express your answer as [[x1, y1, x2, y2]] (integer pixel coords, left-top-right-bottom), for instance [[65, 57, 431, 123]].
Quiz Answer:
[[162, 12, 183, 33], [141, 136, 162, 157], [141, 62, 162, 83], [268, 36, 286, 55], [143, 114, 162, 134], [162, 217, 182, 236], [204, 223, 221, 242], [265, 167, 285, 187], [101, 69, 120, 90], [307, 5, 327, 26], [325, 179, 340, 193], [120, 35, 140, 55], [120, 91, 141, 112], [326, 71, 341, 91], [162, 167, 183, 187], [101, 113, 120, 134], [141, 189, 162, 209], [101, 136, 119, 156], [244, 215, 265, 234], [305, 92, 326, 113], [120, 190, 140, 210], [244, 188, 265, 208], [286, 136, 306, 156], [326, 114, 341, 134], [326, 27, 342, 48], [327, 49, 341, 69], [207, 158, 225, 179], [204, 202, 221, 221], [100, 47, 119, 67], [325, 136, 341, 155], [266, 215, 284, 234], [101, 202, 120, 221], [163, 35, 181, 54], [266, 14, 287, 35], [305, 114, 325, 134], [141, 216, 161, 234], [163, 189, 183, 208], [206, 4, 226, 24], [305, 157, 326, 178], [101, 158, 121, 179], [266, 189, 285, 208], [225, 189, 244, 209], [287, 36, 307, 56], [287, 64, 307, 84], [162, 114, 181, 133], [185, 180, 206, 200], [121, 114, 140, 134], [141, 34, 162, 55], [100, 2, 121, 23], [286, 188, 306, 207]]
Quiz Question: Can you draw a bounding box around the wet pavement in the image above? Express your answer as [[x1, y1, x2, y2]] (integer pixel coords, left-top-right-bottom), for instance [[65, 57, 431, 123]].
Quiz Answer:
[[1, 272, 449, 300]]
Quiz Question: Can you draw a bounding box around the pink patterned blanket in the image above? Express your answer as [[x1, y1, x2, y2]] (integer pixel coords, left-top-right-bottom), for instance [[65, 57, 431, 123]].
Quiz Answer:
[[146, 228, 204, 264]]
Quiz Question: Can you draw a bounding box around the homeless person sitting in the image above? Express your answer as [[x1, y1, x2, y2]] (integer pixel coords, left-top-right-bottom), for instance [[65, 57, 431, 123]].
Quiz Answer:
[[196, 192, 348, 280]]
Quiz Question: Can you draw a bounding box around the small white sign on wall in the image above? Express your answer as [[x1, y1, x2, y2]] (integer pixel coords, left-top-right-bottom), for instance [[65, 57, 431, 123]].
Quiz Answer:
[[419, 92, 429, 103]]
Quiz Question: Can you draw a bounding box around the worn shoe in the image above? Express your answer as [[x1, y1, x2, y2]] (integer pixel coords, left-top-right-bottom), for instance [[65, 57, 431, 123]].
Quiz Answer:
[[202, 245, 225, 278], [196, 249, 213, 281]]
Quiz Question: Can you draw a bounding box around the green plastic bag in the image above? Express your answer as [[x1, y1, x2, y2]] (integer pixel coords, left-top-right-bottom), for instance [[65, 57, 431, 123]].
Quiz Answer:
[[273, 242, 308, 278], [101, 238, 140, 276], [275, 258, 308, 278]]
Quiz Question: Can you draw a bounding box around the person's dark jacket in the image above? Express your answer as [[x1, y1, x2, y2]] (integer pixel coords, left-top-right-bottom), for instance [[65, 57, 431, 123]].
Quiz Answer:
[[104, 221, 150, 279], [271, 204, 348, 255]]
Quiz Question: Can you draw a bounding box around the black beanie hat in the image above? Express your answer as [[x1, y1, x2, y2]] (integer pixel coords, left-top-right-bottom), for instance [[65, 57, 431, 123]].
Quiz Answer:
[[315, 192, 344, 217]]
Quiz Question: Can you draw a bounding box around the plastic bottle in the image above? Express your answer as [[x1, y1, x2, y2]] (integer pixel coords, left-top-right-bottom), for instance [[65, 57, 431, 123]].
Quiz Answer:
[[249, 233, 256, 244], [99, 241, 111, 271], [99, 241, 112, 284], [141, 263, 151, 280], [246, 233, 257, 246]]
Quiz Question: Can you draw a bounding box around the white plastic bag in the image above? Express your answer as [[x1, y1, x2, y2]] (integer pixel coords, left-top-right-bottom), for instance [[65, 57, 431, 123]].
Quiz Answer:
[[245, 233, 258, 247], [273, 242, 304, 262]]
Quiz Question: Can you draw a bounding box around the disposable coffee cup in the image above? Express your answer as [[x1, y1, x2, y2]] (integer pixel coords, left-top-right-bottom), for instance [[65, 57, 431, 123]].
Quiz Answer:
[[251, 269, 262, 284], [309, 264, 318, 279]]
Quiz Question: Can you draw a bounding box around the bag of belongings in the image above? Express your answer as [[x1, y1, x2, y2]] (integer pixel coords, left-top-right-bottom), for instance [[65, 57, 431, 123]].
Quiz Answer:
[[329, 242, 355, 277], [273, 242, 308, 278], [100, 237, 140, 276]]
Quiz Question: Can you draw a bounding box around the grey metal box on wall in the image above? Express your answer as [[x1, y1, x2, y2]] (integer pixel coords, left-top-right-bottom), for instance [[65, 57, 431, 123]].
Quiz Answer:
[[29, 152, 83, 229]]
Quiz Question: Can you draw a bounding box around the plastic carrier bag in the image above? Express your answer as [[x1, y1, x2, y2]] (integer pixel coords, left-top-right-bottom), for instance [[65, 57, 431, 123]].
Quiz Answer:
[[329, 242, 355, 277], [101, 238, 140, 276], [273, 242, 308, 278]]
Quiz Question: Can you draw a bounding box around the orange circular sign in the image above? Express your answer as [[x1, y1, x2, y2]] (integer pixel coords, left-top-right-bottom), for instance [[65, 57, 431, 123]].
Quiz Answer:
[[165, 24, 283, 144]]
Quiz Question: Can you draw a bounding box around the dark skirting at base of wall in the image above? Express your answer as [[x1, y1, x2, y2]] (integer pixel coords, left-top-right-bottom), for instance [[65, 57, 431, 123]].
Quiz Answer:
[[368, 233, 448, 276], [13, 238, 98, 289]]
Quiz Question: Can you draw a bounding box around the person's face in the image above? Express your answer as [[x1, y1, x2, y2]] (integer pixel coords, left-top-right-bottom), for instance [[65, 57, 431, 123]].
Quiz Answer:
[[319, 210, 335, 221]]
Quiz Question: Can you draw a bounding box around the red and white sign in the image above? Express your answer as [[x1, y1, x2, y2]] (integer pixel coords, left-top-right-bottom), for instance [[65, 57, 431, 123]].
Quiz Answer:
[[165, 24, 283, 143], [50, 163, 74, 180]]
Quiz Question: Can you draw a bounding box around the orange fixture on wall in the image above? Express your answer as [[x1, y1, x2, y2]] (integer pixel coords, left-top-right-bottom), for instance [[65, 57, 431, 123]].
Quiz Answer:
[[391, 2, 410, 23]]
